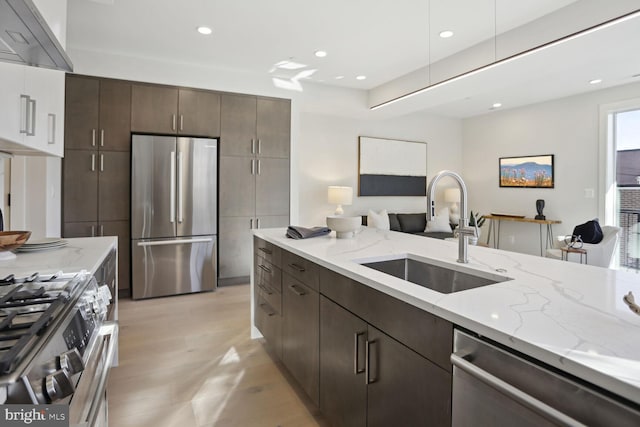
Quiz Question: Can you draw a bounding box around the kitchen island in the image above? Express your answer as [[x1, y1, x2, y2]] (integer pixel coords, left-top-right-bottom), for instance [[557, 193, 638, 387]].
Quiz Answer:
[[251, 227, 640, 421]]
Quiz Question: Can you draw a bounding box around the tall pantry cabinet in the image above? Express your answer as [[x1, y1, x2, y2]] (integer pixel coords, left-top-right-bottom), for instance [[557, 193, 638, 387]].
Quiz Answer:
[[218, 94, 290, 284], [62, 75, 131, 293]]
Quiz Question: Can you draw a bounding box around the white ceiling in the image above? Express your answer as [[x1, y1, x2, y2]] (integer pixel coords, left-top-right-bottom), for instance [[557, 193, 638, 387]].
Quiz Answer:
[[66, 0, 640, 117]]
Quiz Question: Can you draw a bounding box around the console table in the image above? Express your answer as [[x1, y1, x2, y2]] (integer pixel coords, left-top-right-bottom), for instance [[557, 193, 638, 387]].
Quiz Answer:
[[484, 214, 562, 256]]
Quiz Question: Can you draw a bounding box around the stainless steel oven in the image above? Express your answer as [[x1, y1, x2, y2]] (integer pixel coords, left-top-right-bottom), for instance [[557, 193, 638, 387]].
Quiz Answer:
[[451, 329, 640, 426], [0, 271, 117, 427], [69, 322, 118, 427]]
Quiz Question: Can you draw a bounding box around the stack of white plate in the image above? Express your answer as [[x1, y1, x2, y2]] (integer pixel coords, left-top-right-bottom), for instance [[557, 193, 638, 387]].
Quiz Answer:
[[16, 238, 68, 252]]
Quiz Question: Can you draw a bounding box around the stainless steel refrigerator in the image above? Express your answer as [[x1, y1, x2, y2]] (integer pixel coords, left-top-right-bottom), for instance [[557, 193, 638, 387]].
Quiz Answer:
[[131, 134, 217, 299]]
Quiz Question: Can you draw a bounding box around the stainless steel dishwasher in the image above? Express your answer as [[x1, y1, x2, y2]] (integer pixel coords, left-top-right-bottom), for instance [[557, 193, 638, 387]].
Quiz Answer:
[[451, 329, 640, 426]]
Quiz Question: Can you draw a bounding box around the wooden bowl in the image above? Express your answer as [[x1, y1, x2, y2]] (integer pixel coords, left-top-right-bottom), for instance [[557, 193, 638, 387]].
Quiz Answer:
[[0, 231, 32, 252]]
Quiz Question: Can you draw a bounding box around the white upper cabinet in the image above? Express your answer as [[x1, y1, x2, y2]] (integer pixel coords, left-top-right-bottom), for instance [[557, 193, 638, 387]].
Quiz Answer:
[[0, 62, 26, 149], [0, 0, 67, 156]]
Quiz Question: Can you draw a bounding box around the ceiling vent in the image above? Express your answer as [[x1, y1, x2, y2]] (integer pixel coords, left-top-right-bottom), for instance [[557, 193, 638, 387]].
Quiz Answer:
[[0, 0, 73, 71]]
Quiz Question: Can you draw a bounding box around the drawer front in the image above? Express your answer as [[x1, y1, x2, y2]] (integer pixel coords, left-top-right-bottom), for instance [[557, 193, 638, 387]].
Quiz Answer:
[[320, 267, 453, 372], [255, 279, 282, 313], [255, 295, 282, 359], [254, 256, 282, 292], [254, 236, 282, 266], [282, 250, 320, 291]]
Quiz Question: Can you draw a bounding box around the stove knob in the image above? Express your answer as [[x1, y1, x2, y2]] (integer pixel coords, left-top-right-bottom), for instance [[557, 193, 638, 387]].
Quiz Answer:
[[59, 349, 84, 375], [44, 369, 75, 402]]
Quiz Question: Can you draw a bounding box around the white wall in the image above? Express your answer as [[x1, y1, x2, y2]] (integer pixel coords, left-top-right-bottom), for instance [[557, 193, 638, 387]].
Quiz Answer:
[[462, 81, 640, 256], [298, 112, 462, 226]]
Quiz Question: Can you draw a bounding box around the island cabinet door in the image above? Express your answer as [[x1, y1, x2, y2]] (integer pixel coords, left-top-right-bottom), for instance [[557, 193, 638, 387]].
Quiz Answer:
[[366, 325, 452, 427], [281, 273, 319, 405], [319, 296, 367, 427]]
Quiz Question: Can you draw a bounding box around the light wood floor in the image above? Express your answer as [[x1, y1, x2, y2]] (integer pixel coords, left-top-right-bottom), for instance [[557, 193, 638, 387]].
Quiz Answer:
[[108, 284, 330, 427]]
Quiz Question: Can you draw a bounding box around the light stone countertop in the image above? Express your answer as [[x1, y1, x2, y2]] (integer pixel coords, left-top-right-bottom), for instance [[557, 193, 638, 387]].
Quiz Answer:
[[253, 227, 640, 405], [0, 236, 117, 277]]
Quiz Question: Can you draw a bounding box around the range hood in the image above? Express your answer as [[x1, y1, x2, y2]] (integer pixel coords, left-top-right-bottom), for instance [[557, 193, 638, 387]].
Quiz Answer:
[[0, 0, 72, 71]]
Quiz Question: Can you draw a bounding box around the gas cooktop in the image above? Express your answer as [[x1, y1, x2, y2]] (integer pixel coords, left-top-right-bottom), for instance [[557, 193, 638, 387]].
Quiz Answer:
[[0, 272, 87, 378]]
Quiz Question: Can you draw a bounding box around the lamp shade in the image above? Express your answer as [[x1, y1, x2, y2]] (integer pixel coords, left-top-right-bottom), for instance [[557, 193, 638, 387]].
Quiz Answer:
[[444, 188, 461, 203], [328, 186, 353, 205]]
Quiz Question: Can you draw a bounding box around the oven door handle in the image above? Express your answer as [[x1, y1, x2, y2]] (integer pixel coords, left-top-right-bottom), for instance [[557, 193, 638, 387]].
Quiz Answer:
[[450, 352, 585, 427], [80, 322, 119, 427]]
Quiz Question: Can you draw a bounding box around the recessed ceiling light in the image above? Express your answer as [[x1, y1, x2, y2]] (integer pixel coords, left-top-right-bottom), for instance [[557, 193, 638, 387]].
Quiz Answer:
[[439, 30, 454, 38], [356, 75, 367, 80], [335, 76, 344, 80], [315, 50, 327, 58], [197, 26, 212, 35], [589, 78, 603, 84], [492, 103, 502, 108]]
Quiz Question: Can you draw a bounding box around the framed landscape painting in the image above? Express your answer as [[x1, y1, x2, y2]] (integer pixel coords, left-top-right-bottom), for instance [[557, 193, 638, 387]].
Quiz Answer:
[[499, 154, 554, 188]]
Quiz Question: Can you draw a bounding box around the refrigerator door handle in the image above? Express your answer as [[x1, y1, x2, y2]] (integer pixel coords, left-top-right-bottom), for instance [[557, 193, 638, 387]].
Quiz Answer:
[[137, 237, 213, 247], [170, 151, 176, 223], [177, 151, 184, 223]]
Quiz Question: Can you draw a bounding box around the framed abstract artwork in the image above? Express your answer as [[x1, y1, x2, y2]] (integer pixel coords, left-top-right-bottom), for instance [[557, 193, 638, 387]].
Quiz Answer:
[[358, 136, 427, 196], [499, 154, 554, 188]]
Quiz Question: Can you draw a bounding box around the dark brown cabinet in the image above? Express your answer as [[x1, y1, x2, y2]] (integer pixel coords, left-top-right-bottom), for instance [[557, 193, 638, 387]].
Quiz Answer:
[[63, 75, 132, 293], [282, 273, 319, 406], [256, 97, 290, 158], [62, 150, 98, 223], [254, 241, 283, 359], [131, 84, 220, 136], [220, 94, 290, 158], [218, 95, 290, 284], [320, 295, 367, 427], [65, 75, 131, 151], [320, 295, 451, 427]]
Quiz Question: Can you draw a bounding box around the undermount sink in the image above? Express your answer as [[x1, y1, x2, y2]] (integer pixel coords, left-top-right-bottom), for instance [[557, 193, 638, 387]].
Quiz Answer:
[[358, 255, 511, 294]]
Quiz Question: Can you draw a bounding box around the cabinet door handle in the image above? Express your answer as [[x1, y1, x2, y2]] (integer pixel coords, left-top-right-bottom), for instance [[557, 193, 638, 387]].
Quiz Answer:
[[258, 264, 271, 274], [258, 247, 272, 255], [365, 340, 376, 384], [250, 218, 254, 229], [91, 154, 96, 172], [171, 114, 176, 131], [27, 98, 36, 136], [354, 332, 366, 374], [47, 114, 56, 144], [259, 303, 276, 317], [288, 283, 306, 296], [250, 159, 255, 175], [100, 129, 105, 147], [91, 129, 96, 147], [257, 139, 261, 154], [19, 94, 29, 133], [256, 218, 260, 228], [91, 225, 96, 237], [288, 263, 305, 272], [251, 139, 255, 154], [100, 154, 104, 172], [100, 225, 104, 236], [257, 284, 273, 295], [257, 159, 261, 175], [179, 115, 184, 131]]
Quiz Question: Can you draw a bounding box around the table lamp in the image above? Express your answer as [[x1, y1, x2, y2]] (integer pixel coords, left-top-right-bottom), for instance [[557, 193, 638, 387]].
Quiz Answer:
[[328, 186, 353, 216], [445, 188, 461, 224]]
